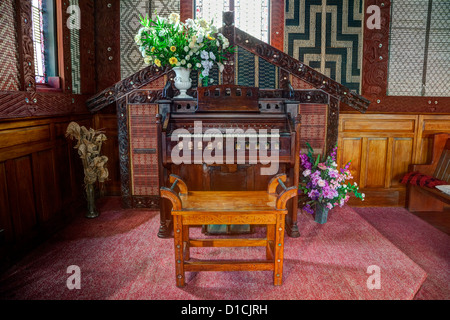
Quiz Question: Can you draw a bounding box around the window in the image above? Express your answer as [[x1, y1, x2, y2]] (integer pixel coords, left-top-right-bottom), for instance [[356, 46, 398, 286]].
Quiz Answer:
[[387, 0, 450, 96], [195, 0, 270, 43], [30, 0, 58, 85], [31, 0, 46, 83]]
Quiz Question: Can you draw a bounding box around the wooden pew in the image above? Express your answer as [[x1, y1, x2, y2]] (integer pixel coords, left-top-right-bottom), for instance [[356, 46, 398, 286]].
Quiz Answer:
[[406, 133, 450, 212]]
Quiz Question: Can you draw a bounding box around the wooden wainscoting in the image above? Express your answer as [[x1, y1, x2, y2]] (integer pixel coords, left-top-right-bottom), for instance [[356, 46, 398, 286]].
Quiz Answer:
[[0, 114, 93, 269], [337, 114, 450, 207]]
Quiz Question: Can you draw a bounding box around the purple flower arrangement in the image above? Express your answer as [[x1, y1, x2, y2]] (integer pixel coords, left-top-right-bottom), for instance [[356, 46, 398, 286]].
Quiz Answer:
[[299, 143, 365, 214]]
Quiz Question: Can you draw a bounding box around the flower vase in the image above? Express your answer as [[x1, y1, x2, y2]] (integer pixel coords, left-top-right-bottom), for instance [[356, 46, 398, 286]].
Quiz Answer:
[[173, 67, 192, 99], [85, 183, 99, 219], [314, 202, 329, 224]]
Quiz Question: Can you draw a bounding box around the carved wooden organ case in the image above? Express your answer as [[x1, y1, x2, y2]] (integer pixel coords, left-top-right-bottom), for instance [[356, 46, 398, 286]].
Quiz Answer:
[[86, 12, 370, 239]]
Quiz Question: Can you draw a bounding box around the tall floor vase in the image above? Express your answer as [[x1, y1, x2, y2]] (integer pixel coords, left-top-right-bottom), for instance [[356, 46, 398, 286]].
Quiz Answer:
[[85, 183, 99, 218]]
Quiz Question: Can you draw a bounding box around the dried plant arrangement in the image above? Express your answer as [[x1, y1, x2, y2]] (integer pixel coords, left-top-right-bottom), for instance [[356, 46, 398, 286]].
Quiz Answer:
[[66, 122, 109, 218]]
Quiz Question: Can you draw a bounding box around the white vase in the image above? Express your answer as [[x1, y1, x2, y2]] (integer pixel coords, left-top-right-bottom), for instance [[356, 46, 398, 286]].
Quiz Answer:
[[173, 67, 192, 99]]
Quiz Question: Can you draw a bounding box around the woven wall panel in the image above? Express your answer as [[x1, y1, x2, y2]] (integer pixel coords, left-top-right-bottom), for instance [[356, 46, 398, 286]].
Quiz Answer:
[[285, 0, 363, 93], [0, 0, 21, 91], [120, 0, 180, 80], [299, 104, 328, 156], [70, 0, 81, 94], [129, 104, 159, 196]]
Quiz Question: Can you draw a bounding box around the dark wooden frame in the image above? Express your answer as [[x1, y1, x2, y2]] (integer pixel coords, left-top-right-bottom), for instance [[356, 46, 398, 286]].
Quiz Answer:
[[356, 0, 450, 114], [0, 0, 97, 120]]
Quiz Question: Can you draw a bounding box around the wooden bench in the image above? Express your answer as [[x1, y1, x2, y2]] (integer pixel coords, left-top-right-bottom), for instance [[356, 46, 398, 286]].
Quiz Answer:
[[407, 133, 450, 212], [160, 173, 298, 287]]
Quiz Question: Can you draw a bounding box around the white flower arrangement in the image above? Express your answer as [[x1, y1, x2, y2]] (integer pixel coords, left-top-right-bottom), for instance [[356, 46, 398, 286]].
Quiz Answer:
[[135, 12, 234, 85]]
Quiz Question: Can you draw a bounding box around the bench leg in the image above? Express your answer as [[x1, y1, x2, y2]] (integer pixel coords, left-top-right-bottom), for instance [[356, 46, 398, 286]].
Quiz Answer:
[[173, 215, 185, 287], [183, 225, 190, 260], [274, 214, 285, 286], [266, 224, 275, 260]]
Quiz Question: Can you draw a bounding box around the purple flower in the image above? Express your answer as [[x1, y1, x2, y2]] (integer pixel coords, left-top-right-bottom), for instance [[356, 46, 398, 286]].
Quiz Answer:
[[303, 203, 314, 215]]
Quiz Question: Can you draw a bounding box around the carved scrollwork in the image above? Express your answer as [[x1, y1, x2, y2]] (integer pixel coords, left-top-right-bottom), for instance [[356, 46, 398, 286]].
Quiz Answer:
[[116, 97, 131, 208], [127, 90, 164, 104]]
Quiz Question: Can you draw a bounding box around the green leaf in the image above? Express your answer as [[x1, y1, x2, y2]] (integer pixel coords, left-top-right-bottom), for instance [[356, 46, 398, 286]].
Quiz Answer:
[[314, 154, 320, 167]]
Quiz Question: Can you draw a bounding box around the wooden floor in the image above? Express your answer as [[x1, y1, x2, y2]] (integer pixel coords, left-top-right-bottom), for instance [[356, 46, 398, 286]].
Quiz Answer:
[[411, 208, 450, 235]]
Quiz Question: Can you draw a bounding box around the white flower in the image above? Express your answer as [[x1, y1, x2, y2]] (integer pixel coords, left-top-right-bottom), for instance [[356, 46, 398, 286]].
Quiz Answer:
[[317, 180, 326, 187], [216, 40, 220, 47], [134, 35, 142, 45], [210, 78, 214, 83], [185, 18, 195, 28], [200, 50, 209, 60], [196, 62, 202, 68], [184, 46, 189, 52], [158, 30, 166, 37], [144, 56, 152, 65], [197, 34, 204, 44], [202, 69, 209, 77], [209, 52, 216, 60], [168, 13, 180, 24], [187, 63, 192, 68], [302, 169, 311, 177], [189, 42, 195, 49], [181, 59, 186, 65], [217, 62, 224, 73]]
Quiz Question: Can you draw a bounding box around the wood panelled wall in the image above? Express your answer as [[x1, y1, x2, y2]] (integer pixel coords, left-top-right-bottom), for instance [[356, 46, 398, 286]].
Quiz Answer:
[[337, 114, 450, 207], [0, 115, 93, 269]]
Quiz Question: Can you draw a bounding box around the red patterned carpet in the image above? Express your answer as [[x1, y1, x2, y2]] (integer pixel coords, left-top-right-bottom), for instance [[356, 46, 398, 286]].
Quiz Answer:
[[0, 198, 432, 300], [355, 207, 450, 300]]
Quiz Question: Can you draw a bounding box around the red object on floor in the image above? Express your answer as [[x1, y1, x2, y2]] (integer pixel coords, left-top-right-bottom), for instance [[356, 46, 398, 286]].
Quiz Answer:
[[0, 198, 427, 300]]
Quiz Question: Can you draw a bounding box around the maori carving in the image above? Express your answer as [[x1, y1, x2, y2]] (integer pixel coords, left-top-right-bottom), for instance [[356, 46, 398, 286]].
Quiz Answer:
[[127, 90, 164, 104], [292, 90, 329, 105], [270, 0, 284, 51], [95, 0, 121, 91], [131, 196, 160, 209], [0, 91, 89, 119], [116, 97, 132, 208], [79, 0, 95, 94], [86, 65, 169, 112], [221, 11, 235, 85], [361, 0, 391, 98], [325, 96, 340, 157], [16, 0, 35, 95]]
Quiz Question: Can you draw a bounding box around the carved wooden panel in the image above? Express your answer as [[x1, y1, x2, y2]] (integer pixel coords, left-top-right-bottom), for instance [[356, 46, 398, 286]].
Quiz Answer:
[[94, 0, 121, 92], [15, 0, 35, 94], [79, 0, 96, 94], [270, 0, 284, 51], [0, 91, 89, 119]]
